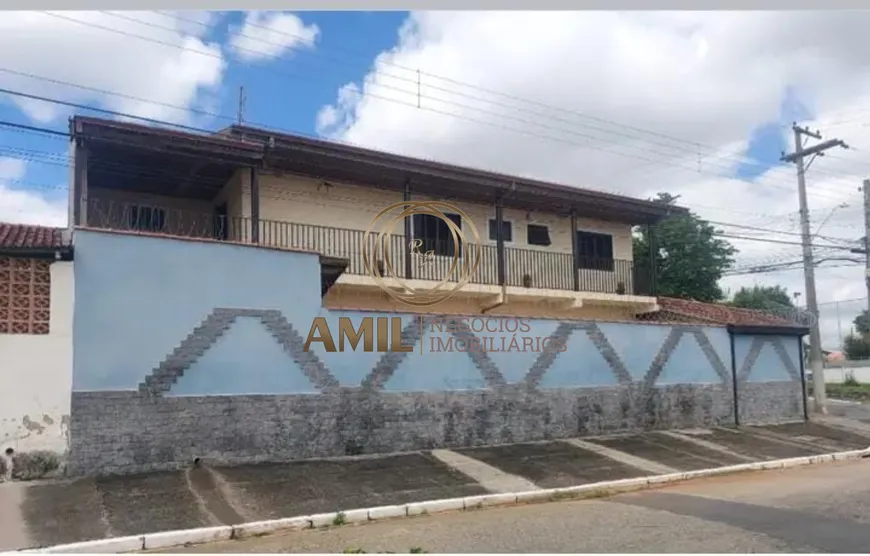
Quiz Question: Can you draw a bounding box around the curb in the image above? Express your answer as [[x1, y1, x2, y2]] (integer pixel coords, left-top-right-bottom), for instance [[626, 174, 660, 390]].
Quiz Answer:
[[22, 447, 870, 554]]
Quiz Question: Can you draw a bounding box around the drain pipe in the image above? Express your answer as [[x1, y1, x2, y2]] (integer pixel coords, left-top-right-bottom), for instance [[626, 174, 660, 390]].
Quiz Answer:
[[481, 182, 516, 315], [481, 283, 508, 314]]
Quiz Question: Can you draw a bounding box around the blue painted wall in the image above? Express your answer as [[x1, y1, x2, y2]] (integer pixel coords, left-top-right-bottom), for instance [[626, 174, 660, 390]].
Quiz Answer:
[[734, 334, 801, 383], [72, 230, 778, 395]]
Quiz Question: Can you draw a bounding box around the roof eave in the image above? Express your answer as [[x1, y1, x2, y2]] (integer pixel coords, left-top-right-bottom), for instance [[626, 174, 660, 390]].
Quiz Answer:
[[726, 324, 810, 337], [71, 116, 266, 159], [228, 124, 688, 223], [0, 246, 74, 260]]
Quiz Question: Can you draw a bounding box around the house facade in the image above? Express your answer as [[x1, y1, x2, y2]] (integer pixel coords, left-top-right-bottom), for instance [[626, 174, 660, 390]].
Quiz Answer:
[[70, 116, 679, 322], [62, 116, 810, 478], [0, 223, 73, 460]]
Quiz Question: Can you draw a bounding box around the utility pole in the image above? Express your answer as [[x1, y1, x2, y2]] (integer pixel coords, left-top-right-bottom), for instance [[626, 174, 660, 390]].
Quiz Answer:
[[849, 179, 870, 315], [237, 86, 246, 125], [781, 123, 849, 415], [863, 179, 870, 315], [835, 300, 843, 350]]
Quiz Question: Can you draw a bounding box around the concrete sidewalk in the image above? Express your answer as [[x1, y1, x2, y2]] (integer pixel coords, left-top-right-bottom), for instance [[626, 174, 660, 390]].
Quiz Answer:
[[3, 421, 869, 551], [164, 458, 870, 554]]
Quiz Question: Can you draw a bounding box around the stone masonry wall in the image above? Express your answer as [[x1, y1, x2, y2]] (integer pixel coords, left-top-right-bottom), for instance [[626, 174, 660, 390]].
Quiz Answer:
[[68, 383, 735, 477]]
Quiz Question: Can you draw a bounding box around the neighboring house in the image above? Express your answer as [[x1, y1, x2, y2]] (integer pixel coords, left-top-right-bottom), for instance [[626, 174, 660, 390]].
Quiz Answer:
[[0, 223, 73, 456], [68, 116, 686, 321]]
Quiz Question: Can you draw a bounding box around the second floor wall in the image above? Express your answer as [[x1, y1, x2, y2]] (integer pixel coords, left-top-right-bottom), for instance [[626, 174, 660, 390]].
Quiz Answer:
[[253, 171, 634, 261], [85, 168, 646, 296]]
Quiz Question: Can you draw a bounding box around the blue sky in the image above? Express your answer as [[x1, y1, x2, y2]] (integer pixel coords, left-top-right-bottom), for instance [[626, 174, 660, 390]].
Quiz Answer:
[[0, 11, 822, 215], [734, 88, 815, 181], [216, 11, 408, 135], [2, 10, 866, 349], [0, 10, 409, 212]]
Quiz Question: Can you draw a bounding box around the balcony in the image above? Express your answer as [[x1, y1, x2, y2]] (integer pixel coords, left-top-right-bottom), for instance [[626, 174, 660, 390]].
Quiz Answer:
[[84, 200, 654, 298]]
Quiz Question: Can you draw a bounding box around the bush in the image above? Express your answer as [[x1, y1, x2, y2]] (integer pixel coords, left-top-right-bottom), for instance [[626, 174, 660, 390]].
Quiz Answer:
[[11, 450, 63, 481], [844, 371, 860, 387]]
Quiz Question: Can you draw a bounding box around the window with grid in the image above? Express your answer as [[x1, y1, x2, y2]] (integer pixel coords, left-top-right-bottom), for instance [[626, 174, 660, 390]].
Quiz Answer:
[[488, 219, 513, 242], [413, 212, 462, 257], [527, 224, 551, 246], [575, 231, 615, 271], [0, 257, 51, 335]]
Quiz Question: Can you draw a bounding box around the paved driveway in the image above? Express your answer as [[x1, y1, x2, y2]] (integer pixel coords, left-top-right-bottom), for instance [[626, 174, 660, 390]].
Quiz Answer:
[[169, 458, 870, 553], [2, 421, 869, 551]]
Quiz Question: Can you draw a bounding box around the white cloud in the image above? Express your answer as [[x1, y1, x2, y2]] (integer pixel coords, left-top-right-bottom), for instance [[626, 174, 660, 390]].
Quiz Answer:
[[0, 158, 67, 227], [228, 11, 319, 62], [0, 11, 226, 126], [0, 157, 26, 182], [316, 11, 870, 347]]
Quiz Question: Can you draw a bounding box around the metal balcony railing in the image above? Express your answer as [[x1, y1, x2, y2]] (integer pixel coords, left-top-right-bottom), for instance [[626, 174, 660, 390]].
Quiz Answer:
[[86, 200, 653, 296]]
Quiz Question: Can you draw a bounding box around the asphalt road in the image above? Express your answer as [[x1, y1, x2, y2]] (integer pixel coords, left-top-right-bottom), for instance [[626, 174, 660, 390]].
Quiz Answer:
[[172, 458, 870, 553]]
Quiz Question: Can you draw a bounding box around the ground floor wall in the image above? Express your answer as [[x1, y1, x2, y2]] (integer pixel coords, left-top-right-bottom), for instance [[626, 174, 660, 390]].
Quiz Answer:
[[67, 229, 807, 477], [0, 259, 72, 472], [323, 285, 647, 322], [70, 385, 734, 476], [733, 334, 805, 425]]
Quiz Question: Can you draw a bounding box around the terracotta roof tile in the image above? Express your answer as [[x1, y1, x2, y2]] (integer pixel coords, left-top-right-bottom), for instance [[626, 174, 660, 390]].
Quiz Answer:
[[644, 297, 793, 327], [0, 222, 68, 251]]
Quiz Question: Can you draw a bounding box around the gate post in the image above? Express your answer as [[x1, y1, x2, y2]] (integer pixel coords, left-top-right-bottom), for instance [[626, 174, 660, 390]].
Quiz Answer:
[[797, 336, 809, 421], [728, 329, 740, 427]]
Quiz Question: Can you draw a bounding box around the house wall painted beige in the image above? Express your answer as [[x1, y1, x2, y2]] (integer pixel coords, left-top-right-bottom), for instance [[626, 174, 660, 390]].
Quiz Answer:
[[251, 172, 633, 259], [251, 173, 636, 293], [322, 286, 644, 322], [88, 171, 633, 260], [85, 170, 646, 319]]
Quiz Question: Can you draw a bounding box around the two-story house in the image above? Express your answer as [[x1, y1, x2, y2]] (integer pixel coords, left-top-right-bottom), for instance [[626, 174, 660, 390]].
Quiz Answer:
[[62, 116, 818, 480], [68, 116, 684, 321]]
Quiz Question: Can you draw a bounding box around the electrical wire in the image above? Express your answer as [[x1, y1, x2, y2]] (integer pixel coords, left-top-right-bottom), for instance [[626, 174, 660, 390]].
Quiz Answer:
[[155, 9, 870, 184], [24, 10, 862, 202], [0, 116, 864, 257]]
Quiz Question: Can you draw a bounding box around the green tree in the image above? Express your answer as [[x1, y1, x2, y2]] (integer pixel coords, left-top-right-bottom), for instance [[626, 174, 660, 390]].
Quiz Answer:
[[844, 333, 870, 360], [730, 285, 795, 311], [854, 309, 870, 336], [633, 193, 738, 302]]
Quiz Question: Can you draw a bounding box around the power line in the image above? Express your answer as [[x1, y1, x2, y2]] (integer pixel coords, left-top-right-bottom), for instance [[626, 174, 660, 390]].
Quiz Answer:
[[0, 116, 830, 241], [709, 219, 852, 245], [725, 262, 862, 277], [0, 74, 855, 212], [156, 10, 870, 185], [25, 11, 858, 202], [0, 103, 846, 226], [0, 116, 864, 256], [716, 232, 858, 252]]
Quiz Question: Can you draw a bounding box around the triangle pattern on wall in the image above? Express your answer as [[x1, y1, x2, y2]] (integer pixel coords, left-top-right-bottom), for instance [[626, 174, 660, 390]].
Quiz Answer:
[[139, 309, 753, 398], [170, 316, 321, 396]]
